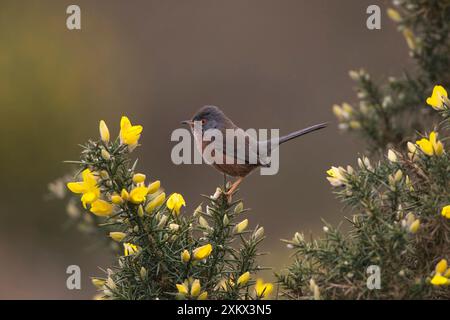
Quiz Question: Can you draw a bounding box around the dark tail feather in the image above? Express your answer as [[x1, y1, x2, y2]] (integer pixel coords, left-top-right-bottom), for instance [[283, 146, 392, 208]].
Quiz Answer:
[[279, 122, 328, 145]]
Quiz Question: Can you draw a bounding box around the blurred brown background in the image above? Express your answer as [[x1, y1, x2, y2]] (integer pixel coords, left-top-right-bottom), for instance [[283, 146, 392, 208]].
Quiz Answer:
[[0, 0, 411, 299]]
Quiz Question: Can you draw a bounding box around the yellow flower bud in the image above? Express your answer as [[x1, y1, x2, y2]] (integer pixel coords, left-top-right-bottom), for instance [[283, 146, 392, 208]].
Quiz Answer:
[[403, 28, 416, 50], [135, 205, 143, 218], [100, 170, 109, 180], [436, 259, 448, 275], [99, 120, 110, 143], [349, 121, 361, 129], [101, 148, 111, 161], [234, 202, 244, 214], [407, 142, 417, 153], [193, 205, 202, 217], [147, 180, 160, 194], [145, 192, 166, 213], [313, 284, 321, 300], [234, 219, 249, 234], [140, 267, 147, 280], [132, 173, 146, 184], [237, 272, 250, 286], [387, 149, 398, 162], [199, 216, 210, 229], [157, 215, 168, 228], [409, 219, 420, 234], [121, 189, 130, 201], [193, 244, 213, 260], [223, 214, 229, 226], [176, 283, 189, 295], [253, 227, 264, 240], [190, 279, 201, 297], [109, 232, 126, 242], [387, 8, 402, 22], [91, 278, 106, 288], [197, 291, 208, 300], [181, 250, 191, 263], [111, 194, 123, 205]]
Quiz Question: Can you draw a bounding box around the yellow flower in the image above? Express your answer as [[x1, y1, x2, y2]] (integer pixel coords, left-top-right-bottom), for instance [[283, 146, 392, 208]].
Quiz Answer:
[[67, 169, 100, 208], [255, 278, 273, 299], [426, 85, 448, 110], [326, 166, 348, 187], [120, 116, 143, 147], [431, 274, 450, 286], [234, 219, 249, 234], [91, 278, 105, 288], [190, 279, 201, 297], [109, 232, 126, 242], [99, 120, 110, 143], [181, 250, 191, 263], [147, 180, 160, 194], [90, 199, 114, 217], [416, 131, 444, 156], [436, 259, 448, 275], [129, 186, 148, 204], [237, 272, 250, 286], [111, 194, 124, 205], [193, 244, 213, 260], [387, 8, 402, 22], [123, 242, 139, 256], [176, 283, 189, 296], [132, 173, 146, 184], [441, 205, 450, 219], [145, 192, 166, 213], [167, 193, 186, 215]]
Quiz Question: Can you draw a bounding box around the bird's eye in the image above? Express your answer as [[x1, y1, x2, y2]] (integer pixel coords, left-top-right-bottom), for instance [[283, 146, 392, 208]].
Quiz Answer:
[[201, 119, 206, 124]]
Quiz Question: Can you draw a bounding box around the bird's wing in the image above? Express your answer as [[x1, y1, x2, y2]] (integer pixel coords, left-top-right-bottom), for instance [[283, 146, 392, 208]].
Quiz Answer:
[[214, 128, 266, 166]]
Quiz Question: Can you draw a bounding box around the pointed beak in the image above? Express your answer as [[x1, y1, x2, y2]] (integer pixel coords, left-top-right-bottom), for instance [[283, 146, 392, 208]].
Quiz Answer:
[[181, 120, 194, 125]]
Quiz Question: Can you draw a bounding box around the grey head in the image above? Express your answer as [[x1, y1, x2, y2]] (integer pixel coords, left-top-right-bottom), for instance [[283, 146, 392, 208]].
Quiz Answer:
[[182, 105, 235, 132]]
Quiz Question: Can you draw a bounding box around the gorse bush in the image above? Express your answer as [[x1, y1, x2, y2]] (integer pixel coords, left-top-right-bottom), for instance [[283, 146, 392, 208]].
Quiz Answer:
[[331, 0, 450, 152], [65, 117, 270, 300], [277, 0, 450, 299], [57, 0, 450, 301]]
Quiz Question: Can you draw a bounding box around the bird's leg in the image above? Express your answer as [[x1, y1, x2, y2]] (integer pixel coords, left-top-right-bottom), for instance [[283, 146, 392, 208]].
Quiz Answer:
[[223, 173, 228, 190], [225, 177, 244, 202]]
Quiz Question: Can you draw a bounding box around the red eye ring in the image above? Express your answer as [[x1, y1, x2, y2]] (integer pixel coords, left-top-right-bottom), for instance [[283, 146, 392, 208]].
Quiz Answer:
[[201, 119, 206, 124]]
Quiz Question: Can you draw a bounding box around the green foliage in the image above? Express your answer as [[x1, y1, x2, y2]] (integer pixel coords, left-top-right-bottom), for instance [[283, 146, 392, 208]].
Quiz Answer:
[[65, 132, 266, 300], [278, 0, 450, 300], [332, 0, 450, 152]]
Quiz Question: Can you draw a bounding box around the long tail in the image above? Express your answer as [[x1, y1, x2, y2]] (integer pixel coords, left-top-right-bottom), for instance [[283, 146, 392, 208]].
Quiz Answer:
[[278, 122, 328, 145]]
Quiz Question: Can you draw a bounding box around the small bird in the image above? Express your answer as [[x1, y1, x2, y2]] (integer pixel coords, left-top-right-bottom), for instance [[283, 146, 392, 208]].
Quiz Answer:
[[182, 105, 327, 199]]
